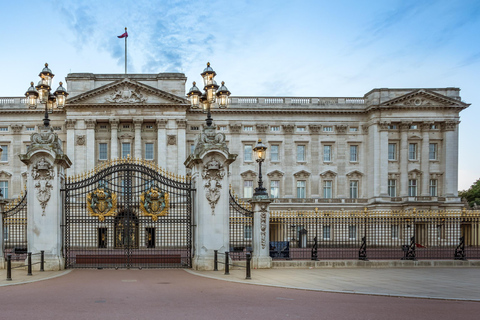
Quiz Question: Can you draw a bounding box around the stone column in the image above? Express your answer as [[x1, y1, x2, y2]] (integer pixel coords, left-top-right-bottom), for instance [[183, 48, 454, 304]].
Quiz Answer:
[[250, 197, 272, 268], [399, 123, 410, 197], [335, 125, 348, 198], [185, 126, 237, 270], [85, 119, 96, 171], [282, 124, 295, 197], [110, 119, 119, 159], [65, 119, 76, 176], [133, 118, 143, 159], [379, 123, 389, 197], [157, 119, 167, 168], [421, 123, 431, 196], [177, 119, 187, 176], [443, 121, 459, 197], [0, 197, 7, 269], [19, 125, 71, 270]]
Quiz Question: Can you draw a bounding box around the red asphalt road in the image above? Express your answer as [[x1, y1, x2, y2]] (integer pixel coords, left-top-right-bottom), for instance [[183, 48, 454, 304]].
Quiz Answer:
[[0, 269, 478, 320]]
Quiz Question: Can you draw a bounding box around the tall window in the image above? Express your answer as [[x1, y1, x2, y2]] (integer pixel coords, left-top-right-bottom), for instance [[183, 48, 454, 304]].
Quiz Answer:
[[244, 145, 253, 161], [388, 143, 396, 160], [408, 179, 417, 196], [429, 143, 438, 160], [408, 143, 417, 160], [323, 126, 333, 132], [0, 181, 8, 198], [121, 143, 131, 158], [348, 225, 356, 240], [270, 180, 280, 198], [323, 225, 331, 240], [388, 179, 397, 197], [429, 179, 438, 196], [323, 145, 332, 162], [296, 180, 306, 198], [145, 143, 154, 160], [99, 143, 108, 160], [350, 145, 358, 162], [270, 145, 279, 161], [243, 180, 253, 198], [297, 145, 305, 162], [0, 145, 8, 162], [190, 144, 195, 155], [349, 181, 358, 199], [323, 180, 332, 199]]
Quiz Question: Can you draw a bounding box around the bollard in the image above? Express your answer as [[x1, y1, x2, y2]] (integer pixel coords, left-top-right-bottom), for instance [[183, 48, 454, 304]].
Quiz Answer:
[[245, 252, 251, 280], [27, 252, 32, 276], [224, 251, 230, 275], [6, 255, 12, 281], [214, 250, 218, 271], [40, 251, 44, 272]]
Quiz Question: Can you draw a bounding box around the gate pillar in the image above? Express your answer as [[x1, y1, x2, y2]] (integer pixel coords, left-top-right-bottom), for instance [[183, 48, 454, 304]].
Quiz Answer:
[[250, 198, 272, 268], [19, 125, 71, 270], [185, 126, 237, 270]]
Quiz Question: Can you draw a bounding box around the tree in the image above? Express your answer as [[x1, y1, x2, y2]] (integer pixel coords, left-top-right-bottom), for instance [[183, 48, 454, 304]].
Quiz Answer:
[[459, 179, 480, 208]]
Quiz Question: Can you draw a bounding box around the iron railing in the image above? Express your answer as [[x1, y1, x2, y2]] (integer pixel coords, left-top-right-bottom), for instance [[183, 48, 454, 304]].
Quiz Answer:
[[3, 191, 28, 260], [229, 189, 253, 260]]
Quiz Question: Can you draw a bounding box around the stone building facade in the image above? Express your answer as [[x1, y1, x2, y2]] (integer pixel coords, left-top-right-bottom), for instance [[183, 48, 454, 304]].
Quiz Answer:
[[0, 72, 469, 211]]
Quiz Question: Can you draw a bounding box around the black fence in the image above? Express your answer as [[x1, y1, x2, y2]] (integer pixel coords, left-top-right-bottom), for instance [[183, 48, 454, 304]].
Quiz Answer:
[[229, 189, 253, 260], [270, 209, 480, 260], [3, 192, 28, 261]]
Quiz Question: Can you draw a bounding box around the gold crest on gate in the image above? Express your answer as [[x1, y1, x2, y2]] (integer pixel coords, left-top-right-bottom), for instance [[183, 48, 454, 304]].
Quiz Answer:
[[86, 182, 117, 221], [140, 186, 169, 221]]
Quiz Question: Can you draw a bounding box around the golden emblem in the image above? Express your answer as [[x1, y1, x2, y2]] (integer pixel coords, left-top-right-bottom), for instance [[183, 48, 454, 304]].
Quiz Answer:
[[140, 186, 169, 221], [86, 182, 117, 221]]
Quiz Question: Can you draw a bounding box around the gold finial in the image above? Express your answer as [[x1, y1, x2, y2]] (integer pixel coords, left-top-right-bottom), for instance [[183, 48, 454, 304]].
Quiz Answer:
[[413, 208, 417, 214]]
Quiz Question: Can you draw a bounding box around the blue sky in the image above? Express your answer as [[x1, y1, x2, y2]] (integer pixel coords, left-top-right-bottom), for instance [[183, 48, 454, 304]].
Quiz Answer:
[[1, 0, 479, 190]]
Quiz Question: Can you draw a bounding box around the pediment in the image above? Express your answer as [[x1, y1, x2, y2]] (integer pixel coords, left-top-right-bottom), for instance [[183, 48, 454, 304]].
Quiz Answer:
[[346, 170, 363, 178], [0, 170, 12, 178], [240, 170, 257, 178], [320, 170, 337, 178], [380, 89, 469, 109], [293, 170, 311, 178], [267, 170, 284, 178], [66, 78, 188, 106]]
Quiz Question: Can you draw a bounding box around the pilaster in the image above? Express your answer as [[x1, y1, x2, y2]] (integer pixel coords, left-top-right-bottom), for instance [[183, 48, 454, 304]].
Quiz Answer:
[[177, 119, 187, 176], [250, 197, 272, 268], [85, 119, 96, 171], [109, 118, 119, 159], [65, 119, 76, 175], [421, 123, 431, 196], [134, 118, 143, 159], [399, 122, 410, 197], [157, 119, 167, 168], [443, 121, 459, 197]]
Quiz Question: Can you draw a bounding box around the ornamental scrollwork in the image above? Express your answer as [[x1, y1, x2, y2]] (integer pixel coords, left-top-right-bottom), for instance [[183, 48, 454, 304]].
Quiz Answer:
[[86, 181, 117, 221], [32, 157, 55, 180], [140, 185, 169, 221], [35, 180, 52, 216], [260, 210, 267, 250], [202, 157, 225, 215], [106, 85, 147, 103]]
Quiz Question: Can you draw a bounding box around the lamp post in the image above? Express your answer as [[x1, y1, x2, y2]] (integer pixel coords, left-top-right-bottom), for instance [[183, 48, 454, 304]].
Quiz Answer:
[[24, 63, 68, 127], [253, 139, 268, 197], [187, 62, 231, 127]]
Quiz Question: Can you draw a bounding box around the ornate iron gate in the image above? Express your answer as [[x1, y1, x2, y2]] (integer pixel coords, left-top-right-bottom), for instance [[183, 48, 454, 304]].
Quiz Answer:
[[63, 159, 193, 268], [229, 188, 253, 260], [2, 191, 28, 261]]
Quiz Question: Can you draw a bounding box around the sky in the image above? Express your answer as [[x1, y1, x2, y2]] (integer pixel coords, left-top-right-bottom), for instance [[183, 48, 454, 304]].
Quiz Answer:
[[1, 0, 479, 190]]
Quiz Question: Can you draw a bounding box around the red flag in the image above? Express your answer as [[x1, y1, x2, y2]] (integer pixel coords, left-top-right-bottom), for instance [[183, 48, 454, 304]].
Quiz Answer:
[[118, 31, 128, 38]]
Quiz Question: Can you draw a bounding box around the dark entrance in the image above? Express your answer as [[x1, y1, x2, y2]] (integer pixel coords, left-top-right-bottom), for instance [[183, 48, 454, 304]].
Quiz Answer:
[[63, 159, 194, 268]]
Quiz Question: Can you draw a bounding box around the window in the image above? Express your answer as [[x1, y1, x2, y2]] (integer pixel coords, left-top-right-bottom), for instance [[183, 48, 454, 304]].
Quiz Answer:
[[270, 145, 279, 161], [122, 124, 130, 129], [99, 125, 108, 129], [0, 181, 8, 198], [0, 127, 8, 132], [349, 127, 358, 132], [431, 124, 438, 130], [190, 126, 199, 131], [190, 144, 195, 155], [388, 125, 397, 129], [323, 225, 331, 240], [388, 180, 397, 197], [26, 127, 35, 131], [145, 124, 153, 129], [121, 143, 131, 158], [244, 126, 253, 131], [429, 143, 438, 160], [323, 126, 333, 132], [388, 143, 397, 160], [323, 145, 332, 162], [99, 143, 108, 160], [270, 180, 280, 198], [348, 225, 356, 240], [408, 179, 417, 197], [243, 180, 253, 198], [297, 127, 306, 132], [410, 125, 418, 130], [391, 225, 399, 239], [429, 179, 438, 197], [350, 181, 358, 199], [323, 180, 332, 199], [145, 143, 154, 160], [408, 143, 417, 160], [271, 126, 280, 132], [0, 145, 8, 162], [218, 126, 227, 131], [244, 225, 253, 240], [350, 145, 358, 162], [297, 145, 305, 162], [244, 145, 253, 161], [296, 180, 306, 198]]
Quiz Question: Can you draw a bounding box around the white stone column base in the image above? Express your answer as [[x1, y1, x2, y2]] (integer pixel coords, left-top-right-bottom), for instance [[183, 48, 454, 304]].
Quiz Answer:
[[192, 256, 215, 271], [0, 257, 4, 269], [252, 256, 272, 269], [30, 256, 64, 271]]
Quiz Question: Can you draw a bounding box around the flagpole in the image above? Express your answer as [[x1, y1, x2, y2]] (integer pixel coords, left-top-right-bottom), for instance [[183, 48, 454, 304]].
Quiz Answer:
[[124, 27, 127, 74]]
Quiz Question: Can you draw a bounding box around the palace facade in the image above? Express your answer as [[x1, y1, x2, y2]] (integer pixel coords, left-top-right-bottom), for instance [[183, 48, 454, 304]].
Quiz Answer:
[[0, 72, 469, 211]]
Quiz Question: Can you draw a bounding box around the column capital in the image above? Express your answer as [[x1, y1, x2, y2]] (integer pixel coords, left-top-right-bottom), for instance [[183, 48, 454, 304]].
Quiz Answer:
[[421, 121, 434, 131], [109, 118, 119, 129], [156, 119, 167, 129], [133, 118, 143, 130], [378, 121, 390, 131], [399, 122, 412, 131], [176, 119, 187, 129], [65, 119, 76, 129], [85, 119, 96, 129], [443, 120, 460, 131]]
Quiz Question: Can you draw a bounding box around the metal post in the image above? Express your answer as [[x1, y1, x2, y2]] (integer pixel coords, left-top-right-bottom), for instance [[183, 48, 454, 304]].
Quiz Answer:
[[214, 250, 218, 271], [6, 255, 12, 281], [246, 252, 251, 280], [224, 251, 229, 275], [27, 252, 32, 276], [40, 250, 45, 271]]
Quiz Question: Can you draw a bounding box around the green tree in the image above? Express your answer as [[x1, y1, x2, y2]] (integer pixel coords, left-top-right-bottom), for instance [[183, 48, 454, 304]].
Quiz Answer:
[[459, 179, 480, 208]]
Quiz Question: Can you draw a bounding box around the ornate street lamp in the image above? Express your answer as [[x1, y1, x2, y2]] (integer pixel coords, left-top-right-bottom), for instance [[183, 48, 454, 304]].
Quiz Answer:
[[187, 62, 230, 127], [25, 63, 68, 127], [253, 139, 268, 197]]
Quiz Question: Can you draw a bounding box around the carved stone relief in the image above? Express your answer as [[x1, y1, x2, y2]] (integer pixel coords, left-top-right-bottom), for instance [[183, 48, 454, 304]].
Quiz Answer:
[[156, 119, 167, 129], [76, 135, 86, 146], [106, 85, 147, 103], [35, 180, 53, 216], [229, 124, 242, 133], [282, 124, 295, 134], [32, 157, 55, 215], [308, 124, 322, 134], [403, 98, 431, 106], [256, 124, 269, 133], [85, 119, 96, 129], [176, 119, 187, 129], [167, 135, 177, 145], [65, 119, 76, 129], [202, 157, 225, 215], [260, 203, 268, 250], [335, 124, 348, 134], [11, 124, 23, 133]]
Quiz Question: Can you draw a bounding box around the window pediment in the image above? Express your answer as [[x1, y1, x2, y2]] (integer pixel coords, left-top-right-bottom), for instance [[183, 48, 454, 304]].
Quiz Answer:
[[320, 170, 337, 179]]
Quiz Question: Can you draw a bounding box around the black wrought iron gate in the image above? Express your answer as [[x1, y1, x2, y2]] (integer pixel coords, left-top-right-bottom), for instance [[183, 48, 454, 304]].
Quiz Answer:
[[63, 159, 193, 268]]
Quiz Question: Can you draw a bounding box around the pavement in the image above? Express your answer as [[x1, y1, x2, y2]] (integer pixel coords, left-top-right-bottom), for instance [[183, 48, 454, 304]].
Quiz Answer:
[[1, 264, 479, 301]]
